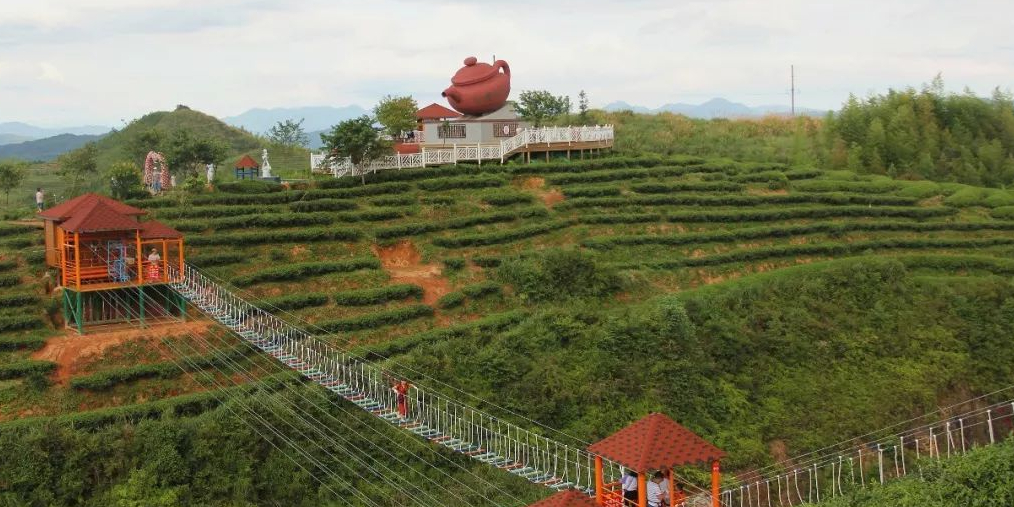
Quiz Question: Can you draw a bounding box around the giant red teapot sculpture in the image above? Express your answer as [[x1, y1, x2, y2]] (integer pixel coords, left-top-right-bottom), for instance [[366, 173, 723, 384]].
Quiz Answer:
[[442, 56, 511, 116]]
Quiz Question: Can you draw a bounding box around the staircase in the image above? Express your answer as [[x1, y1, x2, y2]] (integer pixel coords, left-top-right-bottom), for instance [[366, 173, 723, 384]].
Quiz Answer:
[[169, 263, 622, 493]]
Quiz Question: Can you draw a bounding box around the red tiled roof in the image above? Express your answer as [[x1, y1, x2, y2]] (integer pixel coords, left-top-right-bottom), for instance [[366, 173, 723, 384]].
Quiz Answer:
[[59, 200, 141, 233], [526, 490, 599, 507], [417, 103, 462, 120], [139, 220, 183, 239], [588, 413, 725, 471], [235, 154, 260, 169], [39, 193, 146, 221]]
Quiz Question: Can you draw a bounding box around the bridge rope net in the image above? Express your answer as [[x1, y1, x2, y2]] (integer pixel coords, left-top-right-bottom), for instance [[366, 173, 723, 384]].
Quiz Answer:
[[164, 263, 627, 495], [88, 285, 525, 507]]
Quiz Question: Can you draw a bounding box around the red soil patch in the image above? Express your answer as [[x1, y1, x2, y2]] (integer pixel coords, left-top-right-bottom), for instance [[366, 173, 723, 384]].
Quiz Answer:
[[518, 176, 565, 207], [31, 320, 213, 385], [541, 189, 565, 207], [373, 240, 450, 305], [520, 177, 545, 189]]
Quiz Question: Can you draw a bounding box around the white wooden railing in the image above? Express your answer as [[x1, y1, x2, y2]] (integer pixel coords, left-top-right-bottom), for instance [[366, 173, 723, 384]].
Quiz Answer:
[[310, 125, 614, 176]]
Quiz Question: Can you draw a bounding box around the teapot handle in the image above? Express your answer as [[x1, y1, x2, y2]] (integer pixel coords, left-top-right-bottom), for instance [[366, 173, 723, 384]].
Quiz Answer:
[[493, 60, 510, 77]]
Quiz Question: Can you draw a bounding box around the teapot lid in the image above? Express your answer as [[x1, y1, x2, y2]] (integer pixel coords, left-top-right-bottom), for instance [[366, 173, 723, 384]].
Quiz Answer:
[[451, 56, 499, 86]]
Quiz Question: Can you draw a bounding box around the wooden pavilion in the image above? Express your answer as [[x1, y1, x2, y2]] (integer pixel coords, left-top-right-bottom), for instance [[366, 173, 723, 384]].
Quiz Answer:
[[38, 193, 186, 333], [234, 154, 260, 180], [588, 413, 725, 507]]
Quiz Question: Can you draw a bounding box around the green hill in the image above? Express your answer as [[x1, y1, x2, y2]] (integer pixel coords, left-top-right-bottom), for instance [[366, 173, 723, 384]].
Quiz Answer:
[[4, 154, 1014, 505]]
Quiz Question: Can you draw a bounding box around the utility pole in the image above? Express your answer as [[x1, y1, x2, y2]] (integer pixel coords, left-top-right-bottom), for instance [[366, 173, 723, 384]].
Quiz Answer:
[[791, 65, 796, 117]]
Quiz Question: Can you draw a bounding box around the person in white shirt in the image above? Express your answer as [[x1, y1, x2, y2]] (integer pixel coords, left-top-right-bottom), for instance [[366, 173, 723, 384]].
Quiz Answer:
[[620, 470, 638, 506], [35, 188, 44, 211], [646, 472, 666, 507]]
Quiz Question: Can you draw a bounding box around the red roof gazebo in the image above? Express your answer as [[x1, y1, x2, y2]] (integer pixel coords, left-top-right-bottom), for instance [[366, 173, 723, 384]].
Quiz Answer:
[[588, 413, 725, 507], [416, 102, 462, 121]]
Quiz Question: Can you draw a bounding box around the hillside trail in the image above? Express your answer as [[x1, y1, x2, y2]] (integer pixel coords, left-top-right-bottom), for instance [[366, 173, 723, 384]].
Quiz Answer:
[[372, 240, 450, 306], [32, 320, 212, 384], [519, 177, 565, 207]]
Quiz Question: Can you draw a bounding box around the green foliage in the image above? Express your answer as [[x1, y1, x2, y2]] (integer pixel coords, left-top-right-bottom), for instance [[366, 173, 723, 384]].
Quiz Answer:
[[0, 159, 28, 205], [319, 115, 392, 172], [0, 335, 47, 351], [416, 175, 506, 191], [0, 224, 34, 237], [561, 185, 622, 198], [107, 161, 146, 200], [288, 198, 357, 212], [259, 293, 329, 311], [187, 252, 246, 267], [480, 191, 534, 206], [318, 304, 434, 332], [216, 180, 283, 194], [515, 90, 571, 126], [0, 292, 39, 308], [267, 118, 309, 148], [332, 284, 424, 306], [658, 205, 955, 223], [69, 347, 253, 391], [471, 255, 502, 268], [629, 181, 743, 193], [162, 128, 228, 178], [373, 95, 418, 138], [358, 310, 528, 359], [460, 281, 502, 299], [374, 208, 547, 240], [57, 142, 99, 196], [186, 227, 361, 247], [0, 313, 43, 332], [791, 179, 901, 193], [176, 212, 336, 232], [557, 192, 918, 210], [496, 249, 619, 302], [232, 258, 380, 286], [0, 360, 56, 380], [442, 258, 466, 272], [436, 291, 465, 309], [432, 219, 574, 248]]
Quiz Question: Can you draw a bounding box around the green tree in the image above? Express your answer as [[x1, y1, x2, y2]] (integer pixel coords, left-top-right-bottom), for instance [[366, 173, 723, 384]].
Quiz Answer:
[[162, 129, 227, 178], [57, 142, 99, 196], [578, 90, 589, 122], [107, 161, 144, 200], [124, 128, 165, 167], [515, 90, 571, 127], [373, 95, 418, 139], [0, 160, 27, 206], [319, 116, 392, 184], [267, 119, 309, 147]]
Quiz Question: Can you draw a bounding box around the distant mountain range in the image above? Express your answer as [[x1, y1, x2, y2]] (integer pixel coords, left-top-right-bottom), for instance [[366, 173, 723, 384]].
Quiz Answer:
[[602, 98, 826, 118], [0, 133, 107, 162], [221, 106, 369, 136], [0, 122, 111, 142]]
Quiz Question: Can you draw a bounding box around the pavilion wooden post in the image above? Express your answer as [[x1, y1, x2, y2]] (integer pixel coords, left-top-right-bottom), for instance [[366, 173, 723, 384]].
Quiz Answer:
[[711, 460, 720, 507], [178, 238, 185, 282], [161, 239, 168, 283], [637, 473, 647, 507], [669, 468, 676, 507], [135, 231, 143, 284], [73, 232, 81, 291], [594, 456, 604, 505]]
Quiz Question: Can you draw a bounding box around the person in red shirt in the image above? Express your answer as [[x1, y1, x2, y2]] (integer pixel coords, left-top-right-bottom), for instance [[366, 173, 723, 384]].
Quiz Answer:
[[392, 380, 412, 418]]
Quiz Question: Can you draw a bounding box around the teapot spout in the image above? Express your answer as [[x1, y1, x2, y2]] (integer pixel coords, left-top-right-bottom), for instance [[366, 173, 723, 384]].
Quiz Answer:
[[442, 87, 461, 103]]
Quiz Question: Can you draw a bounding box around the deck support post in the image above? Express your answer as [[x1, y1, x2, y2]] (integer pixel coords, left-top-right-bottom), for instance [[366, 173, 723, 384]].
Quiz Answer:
[[75, 290, 83, 334], [138, 286, 145, 328]]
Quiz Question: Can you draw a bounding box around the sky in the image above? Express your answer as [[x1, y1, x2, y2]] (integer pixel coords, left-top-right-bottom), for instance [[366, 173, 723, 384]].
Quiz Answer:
[[1, 0, 1012, 127]]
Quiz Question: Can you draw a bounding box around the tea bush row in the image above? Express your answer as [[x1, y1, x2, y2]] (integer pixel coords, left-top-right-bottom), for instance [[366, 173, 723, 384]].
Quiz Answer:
[[333, 284, 424, 306], [318, 304, 434, 332], [510, 155, 706, 175], [556, 192, 918, 210], [432, 219, 575, 248], [153, 205, 286, 219], [583, 220, 1014, 249], [0, 224, 34, 238], [0, 360, 56, 380], [561, 186, 622, 198], [358, 310, 528, 359], [187, 227, 362, 247], [0, 259, 17, 272], [439, 281, 502, 308], [188, 252, 246, 267], [791, 179, 902, 194], [0, 292, 38, 309], [289, 199, 358, 212], [0, 335, 47, 351], [416, 174, 507, 191], [0, 314, 42, 332], [69, 346, 254, 391], [233, 258, 381, 286], [480, 191, 535, 206], [259, 293, 329, 311], [629, 181, 744, 193], [374, 208, 548, 240]]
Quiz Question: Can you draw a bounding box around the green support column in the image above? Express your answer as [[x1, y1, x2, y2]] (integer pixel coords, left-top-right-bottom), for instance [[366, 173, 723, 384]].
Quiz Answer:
[[177, 292, 186, 321], [138, 287, 145, 328], [75, 290, 83, 334], [61, 290, 70, 331]]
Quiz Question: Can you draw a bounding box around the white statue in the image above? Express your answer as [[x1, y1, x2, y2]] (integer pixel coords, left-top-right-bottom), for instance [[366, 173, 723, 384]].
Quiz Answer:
[[261, 148, 272, 178], [205, 163, 215, 183]]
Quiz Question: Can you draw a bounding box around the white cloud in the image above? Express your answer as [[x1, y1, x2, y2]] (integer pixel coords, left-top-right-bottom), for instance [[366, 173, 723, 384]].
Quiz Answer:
[[1, 0, 1012, 126]]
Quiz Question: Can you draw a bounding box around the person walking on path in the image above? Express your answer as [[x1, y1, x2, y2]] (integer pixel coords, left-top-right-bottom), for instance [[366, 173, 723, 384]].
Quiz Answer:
[[35, 188, 44, 211]]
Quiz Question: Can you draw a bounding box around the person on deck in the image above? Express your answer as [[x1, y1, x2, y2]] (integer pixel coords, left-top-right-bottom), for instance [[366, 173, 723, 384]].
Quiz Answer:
[[672, 482, 686, 507], [647, 472, 666, 507], [621, 470, 638, 506], [35, 188, 44, 211], [392, 379, 412, 419], [147, 248, 161, 280]]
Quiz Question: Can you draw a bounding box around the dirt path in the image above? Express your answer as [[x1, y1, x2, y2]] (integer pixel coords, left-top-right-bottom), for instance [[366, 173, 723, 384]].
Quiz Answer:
[[519, 176, 565, 207], [372, 240, 450, 305], [31, 320, 212, 384]]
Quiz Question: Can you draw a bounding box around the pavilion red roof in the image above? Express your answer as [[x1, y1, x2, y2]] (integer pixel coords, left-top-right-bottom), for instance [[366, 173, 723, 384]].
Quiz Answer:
[[38, 193, 146, 221], [139, 220, 183, 239], [587, 413, 725, 471], [526, 490, 599, 507], [59, 199, 141, 233], [417, 103, 462, 120], [235, 154, 260, 169]]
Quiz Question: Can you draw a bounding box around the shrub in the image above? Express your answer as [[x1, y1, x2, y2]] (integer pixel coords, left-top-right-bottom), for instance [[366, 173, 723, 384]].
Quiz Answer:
[[289, 199, 357, 212], [233, 258, 381, 286], [187, 227, 362, 247], [0, 259, 17, 272], [0, 292, 38, 308], [421, 196, 456, 205], [416, 175, 506, 191], [442, 258, 466, 271], [154, 205, 283, 219], [562, 185, 622, 198], [897, 181, 942, 199], [317, 304, 434, 332], [370, 196, 417, 207], [497, 249, 619, 302], [188, 252, 246, 267], [69, 346, 253, 390], [334, 209, 409, 222], [480, 191, 534, 205], [991, 206, 1014, 219], [0, 313, 42, 332], [374, 208, 548, 240], [0, 224, 35, 238], [943, 187, 988, 207], [730, 170, 787, 183], [783, 168, 824, 180], [25, 251, 45, 264], [662, 205, 956, 223], [556, 192, 918, 210], [333, 284, 424, 306], [629, 181, 743, 193], [0, 335, 47, 351], [432, 219, 575, 248], [216, 180, 283, 193], [358, 310, 528, 358], [471, 256, 502, 268], [436, 291, 465, 309], [302, 182, 412, 200], [259, 293, 329, 311], [792, 179, 901, 193], [461, 280, 502, 299], [983, 190, 1014, 208], [0, 360, 56, 380]]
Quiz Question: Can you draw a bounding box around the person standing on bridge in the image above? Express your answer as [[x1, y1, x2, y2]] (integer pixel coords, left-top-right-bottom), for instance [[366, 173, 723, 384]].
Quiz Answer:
[[646, 472, 666, 507], [621, 470, 638, 506], [392, 379, 412, 419]]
